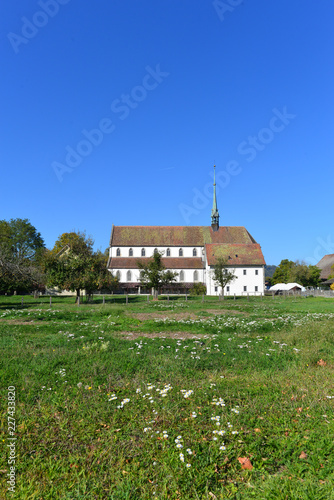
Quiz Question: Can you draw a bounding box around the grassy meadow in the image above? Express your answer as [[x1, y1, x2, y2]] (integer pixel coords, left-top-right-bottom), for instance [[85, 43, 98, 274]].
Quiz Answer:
[[1, 294, 334, 499]]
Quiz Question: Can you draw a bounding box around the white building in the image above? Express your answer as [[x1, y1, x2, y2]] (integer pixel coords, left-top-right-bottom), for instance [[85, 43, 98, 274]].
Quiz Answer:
[[107, 167, 266, 296]]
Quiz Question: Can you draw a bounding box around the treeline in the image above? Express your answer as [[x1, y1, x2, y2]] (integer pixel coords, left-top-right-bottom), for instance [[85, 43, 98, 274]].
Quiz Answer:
[[0, 218, 117, 298], [271, 259, 321, 287]]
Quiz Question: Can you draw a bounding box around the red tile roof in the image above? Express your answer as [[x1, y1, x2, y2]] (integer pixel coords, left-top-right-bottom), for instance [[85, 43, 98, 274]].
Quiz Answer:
[[110, 225, 257, 246], [205, 244, 265, 266], [108, 257, 204, 269], [316, 254, 334, 280]]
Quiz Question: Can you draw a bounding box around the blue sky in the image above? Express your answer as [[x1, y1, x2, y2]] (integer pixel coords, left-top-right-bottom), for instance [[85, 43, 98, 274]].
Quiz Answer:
[[1, 0, 333, 265]]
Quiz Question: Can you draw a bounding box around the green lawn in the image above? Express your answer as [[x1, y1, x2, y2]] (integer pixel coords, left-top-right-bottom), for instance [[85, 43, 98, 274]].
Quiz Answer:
[[1, 294, 334, 499]]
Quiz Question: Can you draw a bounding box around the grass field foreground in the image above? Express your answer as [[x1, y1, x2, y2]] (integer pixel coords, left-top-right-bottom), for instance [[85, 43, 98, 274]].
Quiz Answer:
[[1, 294, 334, 499]]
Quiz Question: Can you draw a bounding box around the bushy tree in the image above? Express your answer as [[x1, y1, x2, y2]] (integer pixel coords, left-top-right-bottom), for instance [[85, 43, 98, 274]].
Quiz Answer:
[[0, 218, 45, 293], [212, 257, 237, 300], [190, 282, 207, 295], [272, 259, 320, 287], [137, 251, 178, 298], [45, 232, 117, 302]]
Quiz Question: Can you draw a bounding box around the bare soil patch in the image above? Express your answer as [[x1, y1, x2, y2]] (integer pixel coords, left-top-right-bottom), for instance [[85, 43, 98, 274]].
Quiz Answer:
[[0, 319, 37, 325], [118, 331, 211, 340]]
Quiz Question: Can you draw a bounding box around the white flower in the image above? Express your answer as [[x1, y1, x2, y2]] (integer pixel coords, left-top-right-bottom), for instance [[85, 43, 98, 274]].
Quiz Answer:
[[176, 443, 183, 449], [186, 449, 193, 455], [186, 464, 191, 468], [180, 453, 184, 462], [219, 445, 226, 451]]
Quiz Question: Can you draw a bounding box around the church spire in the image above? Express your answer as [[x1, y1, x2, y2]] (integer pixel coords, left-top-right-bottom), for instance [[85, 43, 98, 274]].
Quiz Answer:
[[211, 165, 219, 231]]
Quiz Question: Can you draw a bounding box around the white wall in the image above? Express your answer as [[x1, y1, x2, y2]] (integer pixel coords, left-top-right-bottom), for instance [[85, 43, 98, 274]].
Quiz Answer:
[[110, 246, 203, 258], [110, 267, 205, 283], [206, 266, 265, 296]]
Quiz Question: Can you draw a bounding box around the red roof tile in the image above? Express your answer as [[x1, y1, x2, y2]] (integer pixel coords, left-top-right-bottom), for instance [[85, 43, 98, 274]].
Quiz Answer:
[[108, 257, 204, 269], [316, 254, 334, 279], [205, 244, 265, 266], [110, 226, 257, 246]]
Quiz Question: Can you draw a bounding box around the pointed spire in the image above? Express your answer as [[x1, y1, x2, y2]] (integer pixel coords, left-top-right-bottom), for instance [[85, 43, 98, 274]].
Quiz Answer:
[[211, 165, 220, 231]]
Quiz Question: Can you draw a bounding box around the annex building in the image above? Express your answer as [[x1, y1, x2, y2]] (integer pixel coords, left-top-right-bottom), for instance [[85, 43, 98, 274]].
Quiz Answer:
[[107, 167, 266, 296]]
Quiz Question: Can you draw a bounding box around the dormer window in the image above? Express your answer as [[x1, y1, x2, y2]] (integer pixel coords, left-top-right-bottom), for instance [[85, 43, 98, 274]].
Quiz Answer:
[[129, 248, 133, 257], [116, 248, 121, 257], [141, 248, 145, 256], [193, 248, 197, 256], [166, 248, 171, 256], [179, 248, 183, 257]]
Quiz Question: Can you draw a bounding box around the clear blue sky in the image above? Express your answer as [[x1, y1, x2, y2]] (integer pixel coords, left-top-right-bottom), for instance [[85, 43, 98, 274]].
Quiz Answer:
[[1, 0, 333, 265]]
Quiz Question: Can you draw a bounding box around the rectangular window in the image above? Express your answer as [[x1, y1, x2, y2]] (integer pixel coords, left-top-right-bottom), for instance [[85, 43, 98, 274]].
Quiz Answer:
[[255, 286, 258, 292], [215, 286, 218, 292], [226, 286, 230, 292], [243, 270, 246, 275], [255, 270, 258, 275], [244, 286, 247, 292]]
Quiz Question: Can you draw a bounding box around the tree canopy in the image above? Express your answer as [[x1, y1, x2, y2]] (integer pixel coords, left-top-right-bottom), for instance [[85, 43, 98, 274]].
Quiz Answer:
[[0, 218, 45, 293], [137, 251, 178, 297], [45, 232, 117, 301], [272, 259, 321, 287]]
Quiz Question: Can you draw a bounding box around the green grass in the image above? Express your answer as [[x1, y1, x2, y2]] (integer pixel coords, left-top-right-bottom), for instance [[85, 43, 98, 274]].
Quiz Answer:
[[1, 294, 334, 499]]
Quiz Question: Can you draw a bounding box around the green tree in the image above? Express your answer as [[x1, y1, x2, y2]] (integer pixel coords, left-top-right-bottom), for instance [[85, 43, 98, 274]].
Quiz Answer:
[[137, 251, 178, 298], [45, 233, 117, 302], [272, 260, 296, 285], [0, 218, 45, 293], [272, 259, 321, 287], [211, 257, 237, 300]]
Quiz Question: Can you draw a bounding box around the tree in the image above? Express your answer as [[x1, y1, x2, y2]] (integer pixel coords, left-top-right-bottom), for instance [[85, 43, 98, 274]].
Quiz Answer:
[[137, 251, 178, 298], [272, 259, 295, 285], [211, 256, 237, 300], [0, 218, 45, 293], [45, 232, 117, 302], [272, 259, 321, 287]]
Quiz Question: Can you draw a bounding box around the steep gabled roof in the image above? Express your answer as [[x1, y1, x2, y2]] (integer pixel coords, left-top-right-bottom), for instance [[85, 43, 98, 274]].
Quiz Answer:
[[205, 243, 265, 266], [108, 257, 204, 269], [110, 226, 257, 247], [317, 254, 334, 280]]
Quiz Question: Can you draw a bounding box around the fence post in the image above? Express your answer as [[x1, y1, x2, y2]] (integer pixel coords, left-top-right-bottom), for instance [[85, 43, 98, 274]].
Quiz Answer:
[[234, 293, 236, 301], [21, 297, 23, 306], [78, 296, 80, 306], [50, 296, 52, 307], [185, 291, 187, 301], [202, 294, 204, 303], [247, 293, 249, 301], [167, 294, 169, 302], [147, 294, 149, 303], [272, 292, 274, 299], [103, 296, 105, 305], [126, 294, 128, 305]]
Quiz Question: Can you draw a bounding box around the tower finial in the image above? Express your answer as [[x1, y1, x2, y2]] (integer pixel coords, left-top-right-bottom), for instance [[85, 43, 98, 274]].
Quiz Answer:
[[211, 165, 219, 231]]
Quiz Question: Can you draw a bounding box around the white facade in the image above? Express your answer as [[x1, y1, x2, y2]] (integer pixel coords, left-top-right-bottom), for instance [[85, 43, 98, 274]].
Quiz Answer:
[[108, 240, 265, 295]]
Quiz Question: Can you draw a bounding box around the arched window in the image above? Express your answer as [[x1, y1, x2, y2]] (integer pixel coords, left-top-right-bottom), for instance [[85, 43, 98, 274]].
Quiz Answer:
[[179, 270, 184, 282], [141, 248, 145, 256], [140, 270, 145, 279], [116, 248, 121, 256], [193, 271, 198, 282], [179, 248, 183, 257], [129, 248, 133, 257], [166, 248, 171, 257], [127, 270, 132, 282], [116, 271, 121, 281], [193, 248, 197, 257], [154, 248, 158, 255]]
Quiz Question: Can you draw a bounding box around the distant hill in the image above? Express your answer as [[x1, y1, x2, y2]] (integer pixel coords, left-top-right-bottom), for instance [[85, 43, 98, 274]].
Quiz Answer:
[[265, 265, 277, 278]]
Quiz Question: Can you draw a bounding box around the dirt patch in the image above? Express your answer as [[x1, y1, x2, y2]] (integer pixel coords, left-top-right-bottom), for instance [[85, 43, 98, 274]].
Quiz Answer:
[[130, 312, 198, 321], [205, 309, 248, 316], [0, 319, 37, 325], [118, 331, 212, 340]]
